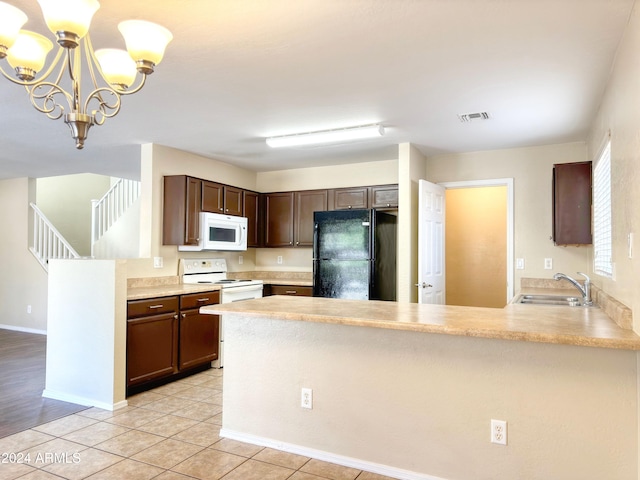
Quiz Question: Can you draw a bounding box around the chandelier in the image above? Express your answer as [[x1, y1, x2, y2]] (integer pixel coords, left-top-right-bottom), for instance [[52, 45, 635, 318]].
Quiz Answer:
[[0, 0, 172, 149]]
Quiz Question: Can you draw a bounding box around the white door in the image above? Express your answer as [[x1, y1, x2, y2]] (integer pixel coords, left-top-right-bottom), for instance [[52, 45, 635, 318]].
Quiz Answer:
[[418, 179, 445, 304]]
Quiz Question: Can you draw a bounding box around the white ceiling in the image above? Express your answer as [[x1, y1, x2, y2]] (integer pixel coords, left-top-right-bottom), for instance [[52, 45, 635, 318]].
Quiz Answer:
[[0, 0, 634, 180]]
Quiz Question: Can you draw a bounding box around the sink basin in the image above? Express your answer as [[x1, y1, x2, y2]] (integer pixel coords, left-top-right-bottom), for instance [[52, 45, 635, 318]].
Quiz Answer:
[[514, 294, 592, 307]]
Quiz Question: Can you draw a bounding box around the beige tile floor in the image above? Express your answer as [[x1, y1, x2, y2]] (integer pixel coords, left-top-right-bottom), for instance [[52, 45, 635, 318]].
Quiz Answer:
[[0, 369, 396, 480]]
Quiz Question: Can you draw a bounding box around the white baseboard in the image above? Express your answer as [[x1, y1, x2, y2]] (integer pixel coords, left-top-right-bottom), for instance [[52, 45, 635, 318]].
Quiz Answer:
[[0, 324, 46, 335], [42, 389, 128, 412], [219, 428, 447, 480]]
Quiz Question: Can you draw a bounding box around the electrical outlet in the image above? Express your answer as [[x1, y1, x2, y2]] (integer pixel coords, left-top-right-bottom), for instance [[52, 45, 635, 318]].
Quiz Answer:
[[491, 419, 507, 445], [628, 233, 633, 259], [277, 255, 283, 265], [301, 388, 313, 409], [153, 257, 163, 268], [238, 255, 244, 265], [544, 258, 552, 270], [27, 305, 32, 314]]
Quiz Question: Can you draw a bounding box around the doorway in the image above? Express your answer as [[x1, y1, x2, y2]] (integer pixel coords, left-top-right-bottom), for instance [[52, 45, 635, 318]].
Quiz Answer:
[[418, 178, 514, 306], [445, 185, 507, 307]]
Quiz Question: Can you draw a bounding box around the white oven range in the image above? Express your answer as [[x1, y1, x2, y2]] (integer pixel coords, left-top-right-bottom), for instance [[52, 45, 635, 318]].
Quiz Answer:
[[180, 258, 263, 367]]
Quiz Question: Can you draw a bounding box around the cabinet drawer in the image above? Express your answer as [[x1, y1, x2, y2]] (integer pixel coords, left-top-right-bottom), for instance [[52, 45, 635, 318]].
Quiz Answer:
[[180, 291, 220, 309], [270, 285, 313, 296], [128, 296, 179, 318]]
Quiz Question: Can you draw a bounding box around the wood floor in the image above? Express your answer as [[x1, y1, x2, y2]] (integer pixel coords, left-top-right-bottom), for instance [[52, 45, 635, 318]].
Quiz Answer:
[[0, 328, 87, 438]]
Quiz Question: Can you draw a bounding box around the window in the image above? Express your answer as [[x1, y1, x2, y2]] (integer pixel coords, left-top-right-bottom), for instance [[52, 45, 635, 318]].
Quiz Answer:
[[593, 140, 612, 277]]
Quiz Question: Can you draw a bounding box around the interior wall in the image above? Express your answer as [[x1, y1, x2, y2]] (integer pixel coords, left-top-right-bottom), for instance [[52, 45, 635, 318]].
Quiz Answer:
[[587, 0, 640, 332], [426, 142, 589, 293], [397, 143, 426, 303], [0, 178, 48, 332], [445, 186, 507, 308], [36, 173, 112, 257]]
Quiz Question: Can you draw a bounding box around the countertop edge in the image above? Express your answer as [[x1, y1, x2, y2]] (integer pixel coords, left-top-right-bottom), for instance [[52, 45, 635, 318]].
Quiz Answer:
[[200, 296, 640, 351]]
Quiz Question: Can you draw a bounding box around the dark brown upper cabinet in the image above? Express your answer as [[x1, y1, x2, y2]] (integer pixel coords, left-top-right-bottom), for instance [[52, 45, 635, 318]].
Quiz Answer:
[[552, 161, 592, 245], [370, 184, 399, 209], [264, 192, 295, 247], [330, 186, 369, 210], [202, 181, 243, 216], [163, 175, 202, 246], [243, 190, 261, 247], [294, 190, 328, 246]]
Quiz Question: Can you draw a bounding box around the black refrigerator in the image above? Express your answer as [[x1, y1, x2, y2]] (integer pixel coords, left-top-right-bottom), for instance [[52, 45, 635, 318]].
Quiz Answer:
[[312, 209, 397, 301]]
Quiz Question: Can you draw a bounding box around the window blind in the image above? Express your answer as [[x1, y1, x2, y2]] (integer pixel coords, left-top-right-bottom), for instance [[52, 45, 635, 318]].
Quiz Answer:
[[593, 141, 612, 277]]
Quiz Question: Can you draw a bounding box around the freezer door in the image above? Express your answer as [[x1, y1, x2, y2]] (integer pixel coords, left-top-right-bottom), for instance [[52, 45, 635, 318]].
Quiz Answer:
[[313, 209, 371, 260], [313, 259, 371, 299]]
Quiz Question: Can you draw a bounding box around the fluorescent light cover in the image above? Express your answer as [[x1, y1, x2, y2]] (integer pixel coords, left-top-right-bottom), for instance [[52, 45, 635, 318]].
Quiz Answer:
[[266, 124, 385, 148]]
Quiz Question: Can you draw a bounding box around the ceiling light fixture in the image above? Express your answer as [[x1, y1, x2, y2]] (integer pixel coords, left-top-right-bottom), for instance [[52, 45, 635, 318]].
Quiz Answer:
[[266, 124, 385, 148], [0, 0, 172, 149]]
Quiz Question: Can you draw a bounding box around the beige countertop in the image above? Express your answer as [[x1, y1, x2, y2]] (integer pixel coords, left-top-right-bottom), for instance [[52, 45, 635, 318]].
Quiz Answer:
[[127, 283, 221, 300], [200, 295, 640, 350]]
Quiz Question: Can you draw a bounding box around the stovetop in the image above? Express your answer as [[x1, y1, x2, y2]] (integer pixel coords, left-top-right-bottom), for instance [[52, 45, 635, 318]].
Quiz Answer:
[[179, 258, 263, 288]]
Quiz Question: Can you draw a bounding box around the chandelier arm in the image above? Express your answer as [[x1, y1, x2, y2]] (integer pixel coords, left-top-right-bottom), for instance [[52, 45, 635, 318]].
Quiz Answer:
[[84, 87, 122, 126], [0, 47, 65, 87], [28, 51, 74, 114], [113, 73, 147, 95], [26, 81, 72, 120]]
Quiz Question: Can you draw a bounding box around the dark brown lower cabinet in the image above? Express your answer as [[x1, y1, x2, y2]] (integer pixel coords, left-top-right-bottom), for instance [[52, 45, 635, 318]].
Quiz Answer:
[[179, 292, 220, 370], [264, 285, 313, 296], [127, 291, 220, 391], [127, 296, 179, 387]]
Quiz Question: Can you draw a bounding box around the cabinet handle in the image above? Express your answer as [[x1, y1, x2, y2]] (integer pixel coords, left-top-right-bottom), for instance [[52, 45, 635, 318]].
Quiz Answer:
[[197, 298, 209, 302], [148, 304, 163, 309], [285, 290, 297, 294], [174, 314, 179, 319], [181, 313, 186, 318], [386, 203, 391, 207], [219, 207, 224, 211], [296, 241, 299, 245], [225, 208, 229, 212], [289, 241, 293, 245], [348, 205, 352, 209]]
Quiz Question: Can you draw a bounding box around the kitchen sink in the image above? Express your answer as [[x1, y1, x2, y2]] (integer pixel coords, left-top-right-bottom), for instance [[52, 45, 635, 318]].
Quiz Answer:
[[513, 294, 593, 307]]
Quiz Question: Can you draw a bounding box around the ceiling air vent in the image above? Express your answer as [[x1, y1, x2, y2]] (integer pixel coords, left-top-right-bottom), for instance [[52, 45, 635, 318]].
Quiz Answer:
[[458, 112, 490, 123]]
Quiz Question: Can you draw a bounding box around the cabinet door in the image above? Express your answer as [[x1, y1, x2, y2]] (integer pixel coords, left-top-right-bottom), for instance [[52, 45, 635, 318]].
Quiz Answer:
[[202, 181, 224, 213], [163, 176, 202, 245], [224, 186, 243, 216], [294, 190, 328, 246], [179, 309, 219, 370], [269, 285, 313, 296], [127, 312, 178, 386], [243, 190, 261, 247], [553, 162, 592, 245], [331, 187, 368, 210], [265, 192, 295, 247], [370, 184, 398, 209]]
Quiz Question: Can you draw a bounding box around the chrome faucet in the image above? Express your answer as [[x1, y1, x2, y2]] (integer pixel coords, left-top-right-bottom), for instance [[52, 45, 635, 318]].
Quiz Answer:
[[553, 272, 592, 306]]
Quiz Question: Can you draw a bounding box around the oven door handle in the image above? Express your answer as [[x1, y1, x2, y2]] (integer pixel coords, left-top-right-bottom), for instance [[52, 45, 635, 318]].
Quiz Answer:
[[222, 284, 263, 295]]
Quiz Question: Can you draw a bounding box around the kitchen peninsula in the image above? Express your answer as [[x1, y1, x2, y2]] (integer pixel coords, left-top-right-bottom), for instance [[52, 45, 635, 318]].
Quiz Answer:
[[201, 296, 640, 480]]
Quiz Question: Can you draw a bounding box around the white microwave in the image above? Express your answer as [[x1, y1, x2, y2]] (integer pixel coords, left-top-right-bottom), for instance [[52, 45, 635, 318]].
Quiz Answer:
[[179, 212, 248, 251]]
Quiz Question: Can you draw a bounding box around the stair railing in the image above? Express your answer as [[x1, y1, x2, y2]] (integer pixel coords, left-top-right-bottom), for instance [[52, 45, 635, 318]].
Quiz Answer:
[[30, 203, 80, 271], [91, 178, 141, 257]]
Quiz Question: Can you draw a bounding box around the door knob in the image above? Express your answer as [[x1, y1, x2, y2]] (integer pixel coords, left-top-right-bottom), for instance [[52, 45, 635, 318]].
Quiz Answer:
[[414, 282, 433, 288]]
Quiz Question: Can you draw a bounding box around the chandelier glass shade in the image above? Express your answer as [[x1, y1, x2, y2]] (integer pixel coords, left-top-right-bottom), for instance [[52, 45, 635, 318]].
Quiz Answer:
[[0, 0, 172, 149]]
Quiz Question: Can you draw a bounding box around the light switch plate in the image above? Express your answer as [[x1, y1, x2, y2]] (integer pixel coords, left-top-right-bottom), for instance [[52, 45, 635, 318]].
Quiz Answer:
[[516, 258, 525, 270]]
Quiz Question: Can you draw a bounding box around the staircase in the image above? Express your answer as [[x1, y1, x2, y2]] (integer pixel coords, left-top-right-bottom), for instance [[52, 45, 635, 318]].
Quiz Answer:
[[30, 203, 80, 271], [30, 177, 141, 270], [91, 178, 141, 257]]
